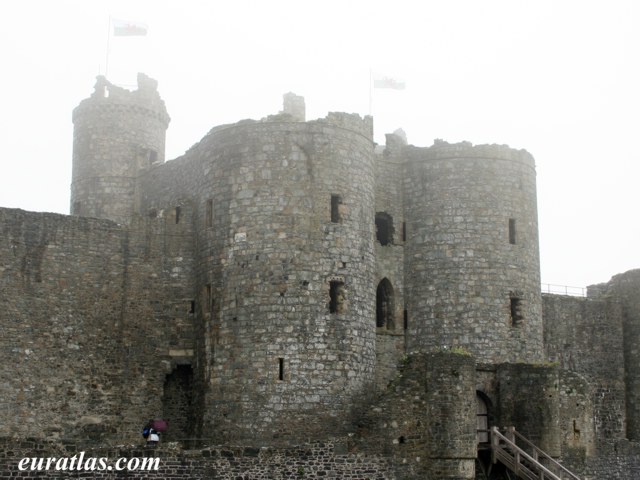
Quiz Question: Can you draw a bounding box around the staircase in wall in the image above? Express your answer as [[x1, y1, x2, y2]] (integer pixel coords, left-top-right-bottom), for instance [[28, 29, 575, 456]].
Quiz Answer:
[[489, 427, 582, 480]]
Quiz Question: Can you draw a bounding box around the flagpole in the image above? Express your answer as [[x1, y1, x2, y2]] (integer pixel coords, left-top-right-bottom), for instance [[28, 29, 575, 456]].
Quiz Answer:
[[105, 16, 112, 78], [368, 68, 373, 116]]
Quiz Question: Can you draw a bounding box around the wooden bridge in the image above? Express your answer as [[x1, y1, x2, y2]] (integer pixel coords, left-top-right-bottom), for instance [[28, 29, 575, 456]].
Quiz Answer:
[[487, 426, 582, 480]]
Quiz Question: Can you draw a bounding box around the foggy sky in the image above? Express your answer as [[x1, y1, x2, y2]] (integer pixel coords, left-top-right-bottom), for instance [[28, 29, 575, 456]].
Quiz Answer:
[[0, 0, 638, 288]]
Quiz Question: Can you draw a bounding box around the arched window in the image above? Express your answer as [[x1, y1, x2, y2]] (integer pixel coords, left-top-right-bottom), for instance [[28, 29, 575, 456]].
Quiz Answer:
[[376, 278, 395, 329]]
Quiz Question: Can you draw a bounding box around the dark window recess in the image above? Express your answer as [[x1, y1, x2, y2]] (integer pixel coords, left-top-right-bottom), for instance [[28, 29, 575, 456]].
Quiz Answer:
[[402, 221, 407, 242], [375, 212, 394, 246], [189, 300, 195, 314], [148, 149, 158, 164], [331, 195, 342, 223], [175, 206, 181, 224], [510, 297, 523, 325], [278, 358, 284, 381], [329, 281, 346, 314], [403, 309, 408, 330], [205, 199, 213, 227], [509, 218, 517, 244], [376, 278, 395, 329]]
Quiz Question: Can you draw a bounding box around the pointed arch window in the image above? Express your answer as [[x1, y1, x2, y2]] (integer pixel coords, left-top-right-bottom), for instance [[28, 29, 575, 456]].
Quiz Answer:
[[376, 278, 395, 329]]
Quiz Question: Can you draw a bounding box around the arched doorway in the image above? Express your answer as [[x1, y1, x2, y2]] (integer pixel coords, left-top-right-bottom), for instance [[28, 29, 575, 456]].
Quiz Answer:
[[376, 278, 395, 329], [476, 392, 491, 446]]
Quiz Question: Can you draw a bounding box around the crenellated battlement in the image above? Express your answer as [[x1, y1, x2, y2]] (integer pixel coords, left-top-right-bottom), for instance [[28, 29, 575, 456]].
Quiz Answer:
[[314, 111, 374, 140], [72, 73, 170, 126], [405, 139, 534, 166]]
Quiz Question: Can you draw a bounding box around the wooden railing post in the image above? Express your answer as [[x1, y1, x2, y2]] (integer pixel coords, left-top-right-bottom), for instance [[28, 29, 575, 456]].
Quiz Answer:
[[491, 426, 499, 464]]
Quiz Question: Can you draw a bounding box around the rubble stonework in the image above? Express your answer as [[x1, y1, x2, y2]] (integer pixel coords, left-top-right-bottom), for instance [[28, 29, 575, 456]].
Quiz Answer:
[[0, 74, 639, 479]]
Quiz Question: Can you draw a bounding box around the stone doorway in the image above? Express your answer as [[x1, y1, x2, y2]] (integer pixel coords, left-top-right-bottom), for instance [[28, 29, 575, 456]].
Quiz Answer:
[[161, 364, 194, 444]]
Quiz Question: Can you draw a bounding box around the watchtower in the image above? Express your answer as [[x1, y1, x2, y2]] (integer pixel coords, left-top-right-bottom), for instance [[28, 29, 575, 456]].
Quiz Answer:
[[403, 141, 543, 363], [70, 73, 170, 224]]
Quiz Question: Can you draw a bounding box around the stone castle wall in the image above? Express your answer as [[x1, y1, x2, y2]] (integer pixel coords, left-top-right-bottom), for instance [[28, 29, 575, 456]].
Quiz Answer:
[[543, 293, 626, 441], [0, 207, 195, 445]]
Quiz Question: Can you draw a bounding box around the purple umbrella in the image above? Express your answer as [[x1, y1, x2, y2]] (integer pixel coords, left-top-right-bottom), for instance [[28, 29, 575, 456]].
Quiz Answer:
[[151, 419, 168, 432]]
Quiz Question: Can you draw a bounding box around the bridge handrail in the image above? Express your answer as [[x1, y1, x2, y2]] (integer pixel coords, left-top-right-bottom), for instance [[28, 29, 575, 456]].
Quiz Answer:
[[541, 283, 586, 297], [491, 427, 581, 480]]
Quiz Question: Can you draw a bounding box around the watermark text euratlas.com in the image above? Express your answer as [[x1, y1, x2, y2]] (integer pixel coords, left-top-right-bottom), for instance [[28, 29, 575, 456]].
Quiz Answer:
[[18, 452, 160, 472]]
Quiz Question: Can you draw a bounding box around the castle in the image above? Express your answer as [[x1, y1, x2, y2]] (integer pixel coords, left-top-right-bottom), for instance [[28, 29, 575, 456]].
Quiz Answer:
[[1, 73, 639, 479]]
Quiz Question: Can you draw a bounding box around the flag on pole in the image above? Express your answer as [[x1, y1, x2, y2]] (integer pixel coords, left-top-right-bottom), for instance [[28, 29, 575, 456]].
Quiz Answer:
[[373, 75, 406, 90], [112, 18, 148, 36]]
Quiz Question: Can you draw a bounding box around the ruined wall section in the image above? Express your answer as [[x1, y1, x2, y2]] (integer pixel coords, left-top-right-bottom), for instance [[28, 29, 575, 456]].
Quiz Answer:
[[496, 364, 595, 467], [403, 141, 543, 363], [71, 74, 170, 225], [373, 133, 407, 390], [355, 352, 477, 479], [607, 270, 640, 442], [582, 270, 640, 441], [0, 208, 195, 445], [543, 294, 626, 440], [0, 209, 126, 442], [174, 114, 377, 444]]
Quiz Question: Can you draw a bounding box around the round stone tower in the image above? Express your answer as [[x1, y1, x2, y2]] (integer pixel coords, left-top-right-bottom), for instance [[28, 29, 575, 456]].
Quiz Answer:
[[403, 140, 543, 364], [70, 74, 170, 224], [187, 110, 376, 443]]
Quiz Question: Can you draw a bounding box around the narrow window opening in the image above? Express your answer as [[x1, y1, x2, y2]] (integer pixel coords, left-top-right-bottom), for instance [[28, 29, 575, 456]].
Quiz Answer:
[[398, 436, 406, 444], [148, 149, 158, 164], [331, 195, 342, 223], [329, 281, 346, 314], [375, 212, 394, 246], [510, 296, 523, 325], [205, 284, 212, 313], [205, 199, 213, 227], [402, 221, 406, 242], [175, 206, 181, 224], [509, 218, 517, 245], [278, 358, 284, 381], [403, 309, 408, 330], [189, 300, 195, 314]]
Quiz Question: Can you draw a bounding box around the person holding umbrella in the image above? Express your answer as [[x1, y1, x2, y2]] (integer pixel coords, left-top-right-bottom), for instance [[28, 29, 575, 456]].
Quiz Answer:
[[143, 418, 167, 447]]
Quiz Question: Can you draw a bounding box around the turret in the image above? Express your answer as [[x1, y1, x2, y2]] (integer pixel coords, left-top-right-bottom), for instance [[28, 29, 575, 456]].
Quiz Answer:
[[70, 73, 170, 224], [188, 102, 376, 443], [403, 140, 543, 363]]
